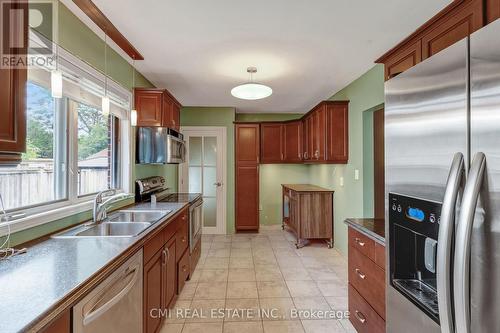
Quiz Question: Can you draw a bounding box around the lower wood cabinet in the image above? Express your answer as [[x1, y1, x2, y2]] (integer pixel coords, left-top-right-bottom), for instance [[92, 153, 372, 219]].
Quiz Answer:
[[348, 226, 386, 332], [144, 248, 164, 333], [164, 237, 177, 309], [143, 207, 191, 333]]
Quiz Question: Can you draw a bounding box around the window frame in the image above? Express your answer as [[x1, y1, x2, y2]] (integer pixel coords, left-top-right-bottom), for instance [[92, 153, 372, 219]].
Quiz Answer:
[[0, 35, 133, 236]]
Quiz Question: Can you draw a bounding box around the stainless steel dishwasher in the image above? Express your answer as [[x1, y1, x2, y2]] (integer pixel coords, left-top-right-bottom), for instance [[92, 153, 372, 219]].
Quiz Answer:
[[73, 250, 143, 333]]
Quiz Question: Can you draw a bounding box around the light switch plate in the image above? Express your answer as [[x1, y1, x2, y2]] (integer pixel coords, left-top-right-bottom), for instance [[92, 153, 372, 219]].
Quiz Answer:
[[340, 177, 344, 187], [354, 169, 360, 180]]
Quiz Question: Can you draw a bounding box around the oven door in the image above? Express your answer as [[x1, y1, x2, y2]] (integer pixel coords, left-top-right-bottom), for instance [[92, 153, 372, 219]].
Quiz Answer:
[[189, 199, 203, 252]]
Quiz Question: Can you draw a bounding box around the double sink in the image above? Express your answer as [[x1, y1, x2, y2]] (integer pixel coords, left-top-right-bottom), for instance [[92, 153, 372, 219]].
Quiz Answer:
[[52, 209, 172, 238]]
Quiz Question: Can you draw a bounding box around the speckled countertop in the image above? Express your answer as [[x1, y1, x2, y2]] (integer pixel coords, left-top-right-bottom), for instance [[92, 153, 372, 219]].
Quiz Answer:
[[0, 201, 188, 333], [344, 218, 385, 244]]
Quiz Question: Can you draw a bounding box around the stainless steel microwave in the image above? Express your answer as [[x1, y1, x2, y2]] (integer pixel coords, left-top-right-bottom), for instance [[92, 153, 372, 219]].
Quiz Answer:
[[136, 127, 186, 164]]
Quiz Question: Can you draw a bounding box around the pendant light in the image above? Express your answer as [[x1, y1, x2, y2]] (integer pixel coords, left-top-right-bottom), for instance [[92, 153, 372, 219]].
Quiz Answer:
[[130, 57, 138, 126], [102, 32, 110, 116], [51, 6, 62, 99], [231, 67, 272, 100]]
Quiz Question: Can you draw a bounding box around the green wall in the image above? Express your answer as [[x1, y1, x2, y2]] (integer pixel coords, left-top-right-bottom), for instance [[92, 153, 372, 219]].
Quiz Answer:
[[180, 107, 236, 233], [4, 2, 178, 247], [308, 64, 385, 255]]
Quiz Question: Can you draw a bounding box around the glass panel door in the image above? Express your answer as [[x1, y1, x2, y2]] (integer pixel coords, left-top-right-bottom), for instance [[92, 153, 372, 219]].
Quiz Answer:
[[181, 128, 226, 234]]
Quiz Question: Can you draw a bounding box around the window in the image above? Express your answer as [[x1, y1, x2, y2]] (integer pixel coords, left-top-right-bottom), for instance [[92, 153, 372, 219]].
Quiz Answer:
[[75, 101, 121, 196]]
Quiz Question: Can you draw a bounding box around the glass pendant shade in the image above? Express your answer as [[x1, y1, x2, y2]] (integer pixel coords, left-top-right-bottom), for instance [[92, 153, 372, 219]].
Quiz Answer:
[[102, 96, 110, 116], [231, 83, 272, 100], [51, 70, 63, 99], [130, 109, 138, 126]]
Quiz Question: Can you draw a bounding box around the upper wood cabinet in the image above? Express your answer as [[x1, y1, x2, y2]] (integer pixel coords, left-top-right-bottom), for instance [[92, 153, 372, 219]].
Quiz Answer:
[[377, 0, 487, 80], [326, 102, 349, 163], [283, 121, 302, 162], [134, 88, 182, 130], [383, 40, 422, 81], [39, 310, 70, 333], [236, 123, 260, 164], [421, 0, 483, 60], [487, 0, 500, 23], [260, 123, 284, 163], [0, 1, 27, 161]]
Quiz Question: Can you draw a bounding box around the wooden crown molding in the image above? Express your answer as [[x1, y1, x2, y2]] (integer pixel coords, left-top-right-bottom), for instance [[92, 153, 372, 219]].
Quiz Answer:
[[72, 0, 144, 60]]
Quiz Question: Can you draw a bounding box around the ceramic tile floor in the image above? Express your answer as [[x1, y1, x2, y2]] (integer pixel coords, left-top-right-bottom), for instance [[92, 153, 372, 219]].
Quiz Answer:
[[160, 225, 356, 333]]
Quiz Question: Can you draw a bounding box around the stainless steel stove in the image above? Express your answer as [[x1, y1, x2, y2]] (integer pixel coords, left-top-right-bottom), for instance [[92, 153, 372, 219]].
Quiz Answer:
[[135, 176, 203, 256]]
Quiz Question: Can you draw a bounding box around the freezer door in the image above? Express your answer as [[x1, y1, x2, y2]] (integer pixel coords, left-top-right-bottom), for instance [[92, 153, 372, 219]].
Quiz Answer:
[[385, 37, 468, 333], [468, 18, 500, 333]]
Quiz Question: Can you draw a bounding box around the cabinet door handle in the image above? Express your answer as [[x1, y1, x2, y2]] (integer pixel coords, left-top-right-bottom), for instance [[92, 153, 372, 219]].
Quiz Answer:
[[314, 150, 320, 159], [355, 238, 365, 247], [182, 237, 186, 243], [298, 152, 302, 159], [354, 310, 366, 324], [182, 214, 186, 221], [162, 249, 167, 266], [182, 265, 188, 273], [355, 268, 366, 279]]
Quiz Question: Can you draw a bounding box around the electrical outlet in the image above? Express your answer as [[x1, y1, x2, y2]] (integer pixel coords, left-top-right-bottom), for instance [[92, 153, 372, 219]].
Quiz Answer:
[[340, 177, 344, 187], [355, 169, 360, 180], [259, 204, 263, 211]]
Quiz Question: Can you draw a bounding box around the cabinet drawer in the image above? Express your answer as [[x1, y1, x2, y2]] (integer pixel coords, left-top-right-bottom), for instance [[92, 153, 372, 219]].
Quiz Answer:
[[144, 230, 164, 264], [178, 248, 190, 293], [348, 228, 375, 261], [176, 220, 189, 262], [349, 284, 385, 333], [348, 246, 386, 319], [190, 238, 202, 274], [374, 243, 386, 269]]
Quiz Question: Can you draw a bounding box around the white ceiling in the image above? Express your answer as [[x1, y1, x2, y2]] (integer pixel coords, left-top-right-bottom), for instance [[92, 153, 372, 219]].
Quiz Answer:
[[86, 0, 450, 113]]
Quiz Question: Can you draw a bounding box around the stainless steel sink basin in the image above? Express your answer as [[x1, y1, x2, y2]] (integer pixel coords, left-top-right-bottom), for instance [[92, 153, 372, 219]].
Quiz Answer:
[[107, 210, 171, 223], [52, 209, 171, 239], [75, 222, 151, 237], [53, 222, 152, 238]]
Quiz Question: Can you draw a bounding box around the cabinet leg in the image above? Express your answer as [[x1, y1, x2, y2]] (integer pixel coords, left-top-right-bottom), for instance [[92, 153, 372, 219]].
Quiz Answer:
[[295, 238, 304, 249], [281, 224, 285, 230], [326, 239, 334, 249]]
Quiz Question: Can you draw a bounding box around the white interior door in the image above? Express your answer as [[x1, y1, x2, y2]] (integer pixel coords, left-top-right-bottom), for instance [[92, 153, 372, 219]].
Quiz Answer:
[[179, 127, 226, 234]]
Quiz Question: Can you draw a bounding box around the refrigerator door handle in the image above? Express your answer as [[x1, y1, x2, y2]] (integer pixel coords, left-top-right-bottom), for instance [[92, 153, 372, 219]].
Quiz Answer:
[[437, 152, 465, 333], [454, 152, 486, 333]]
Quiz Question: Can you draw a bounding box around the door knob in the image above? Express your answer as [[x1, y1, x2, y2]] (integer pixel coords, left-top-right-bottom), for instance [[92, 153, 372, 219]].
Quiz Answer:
[[214, 182, 223, 187]]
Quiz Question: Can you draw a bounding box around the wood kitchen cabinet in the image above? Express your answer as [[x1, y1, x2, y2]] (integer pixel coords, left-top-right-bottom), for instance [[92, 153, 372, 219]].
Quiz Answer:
[[325, 101, 349, 163], [134, 88, 182, 130], [143, 207, 190, 333], [347, 226, 386, 332], [260, 123, 284, 163], [235, 123, 260, 231], [283, 121, 302, 162], [0, 1, 27, 161], [39, 310, 70, 333], [377, 0, 486, 80], [144, 248, 164, 333], [282, 184, 334, 248]]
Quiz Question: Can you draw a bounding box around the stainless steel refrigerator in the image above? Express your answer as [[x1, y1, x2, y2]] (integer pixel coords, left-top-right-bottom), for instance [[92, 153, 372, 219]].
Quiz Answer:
[[385, 19, 500, 333]]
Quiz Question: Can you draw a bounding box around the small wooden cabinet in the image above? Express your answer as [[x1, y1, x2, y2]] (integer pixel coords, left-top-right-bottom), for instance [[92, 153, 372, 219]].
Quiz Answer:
[[134, 88, 181, 131], [235, 124, 260, 231], [348, 227, 386, 333], [282, 184, 334, 248], [260, 123, 284, 163], [326, 102, 349, 163], [283, 121, 302, 162]]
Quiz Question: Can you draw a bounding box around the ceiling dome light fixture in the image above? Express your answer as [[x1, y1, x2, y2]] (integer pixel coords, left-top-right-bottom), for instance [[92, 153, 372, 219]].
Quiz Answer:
[[231, 67, 272, 100]]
